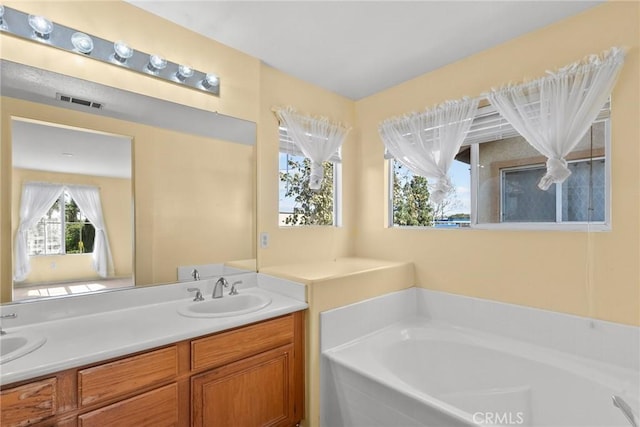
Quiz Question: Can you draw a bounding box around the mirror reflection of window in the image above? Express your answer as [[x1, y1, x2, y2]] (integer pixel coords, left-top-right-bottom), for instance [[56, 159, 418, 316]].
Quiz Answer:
[[27, 191, 96, 256]]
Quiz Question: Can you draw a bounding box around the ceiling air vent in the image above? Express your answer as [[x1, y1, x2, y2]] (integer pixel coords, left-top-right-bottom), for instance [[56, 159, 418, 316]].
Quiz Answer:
[[56, 93, 104, 109]]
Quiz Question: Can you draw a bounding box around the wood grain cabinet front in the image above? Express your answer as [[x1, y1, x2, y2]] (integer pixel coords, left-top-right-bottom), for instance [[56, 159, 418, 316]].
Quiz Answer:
[[78, 346, 177, 407], [0, 377, 57, 427], [192, 345, 295, 427], [78, 383, 178, 427], [0, 311, 305, 426]]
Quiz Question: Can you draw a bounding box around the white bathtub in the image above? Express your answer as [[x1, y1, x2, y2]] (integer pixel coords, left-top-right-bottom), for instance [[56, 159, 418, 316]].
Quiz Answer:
[[321, 289, 640, 427]]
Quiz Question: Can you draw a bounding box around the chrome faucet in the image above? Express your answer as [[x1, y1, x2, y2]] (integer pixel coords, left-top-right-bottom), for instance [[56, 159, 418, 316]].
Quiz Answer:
[[191, 268, 200, 281], [613, 395, 639, 427], [187, 287, 204, 301], [213, 277, 228, 299], [229, 280, 242, 296], [0, 313, 17, 336]]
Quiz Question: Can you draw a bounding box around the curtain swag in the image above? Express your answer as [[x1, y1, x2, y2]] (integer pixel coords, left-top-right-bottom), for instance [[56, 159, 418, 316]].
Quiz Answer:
[[378, 98, 479, 205], [273, 106, 351, 190], [487, 46, 625, 190]]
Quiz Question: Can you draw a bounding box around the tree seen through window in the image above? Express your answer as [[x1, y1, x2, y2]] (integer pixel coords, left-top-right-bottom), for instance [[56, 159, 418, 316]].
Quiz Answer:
[[279, 154, 335, 226]]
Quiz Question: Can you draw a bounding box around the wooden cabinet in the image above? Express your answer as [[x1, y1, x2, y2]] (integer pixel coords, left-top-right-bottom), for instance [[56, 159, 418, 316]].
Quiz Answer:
[[192, 346, 295, 427], [0, 311, 304, 427], [0, 377, 57, 427], [191, 315, 294, 371], [78, 383, 178, 427], [78, 346, 178, 407], [190, 314, 304, 427]]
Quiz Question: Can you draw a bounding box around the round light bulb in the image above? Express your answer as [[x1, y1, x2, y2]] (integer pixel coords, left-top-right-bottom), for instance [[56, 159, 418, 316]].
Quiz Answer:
[[28, 14, 53, 40], [147, 54, 167, 74], [176, 64, 194, 82], [71, 32, 93, 54], [201, 73, 219, 90], [113, 40, 134, 63]]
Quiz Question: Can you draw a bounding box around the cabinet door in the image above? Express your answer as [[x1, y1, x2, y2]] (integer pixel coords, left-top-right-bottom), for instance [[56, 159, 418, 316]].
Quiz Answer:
[[192, 345, 294, 427], [0, 377, 57, 427]]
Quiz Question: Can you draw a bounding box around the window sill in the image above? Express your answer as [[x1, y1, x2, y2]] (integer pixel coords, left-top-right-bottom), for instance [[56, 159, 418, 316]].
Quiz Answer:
[[471, 222, 611, 232], [388, 223, 610, 232]]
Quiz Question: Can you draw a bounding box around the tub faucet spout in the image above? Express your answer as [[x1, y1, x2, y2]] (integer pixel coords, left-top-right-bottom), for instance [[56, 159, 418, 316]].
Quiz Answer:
[[613, 395, 638, 427]]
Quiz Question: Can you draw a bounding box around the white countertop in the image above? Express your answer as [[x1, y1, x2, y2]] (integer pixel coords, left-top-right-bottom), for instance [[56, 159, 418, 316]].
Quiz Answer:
[[0, 273, 307, 385]]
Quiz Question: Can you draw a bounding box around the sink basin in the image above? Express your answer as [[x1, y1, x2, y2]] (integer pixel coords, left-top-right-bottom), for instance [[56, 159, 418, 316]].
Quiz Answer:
[[178, 293, 272, 318], [0, 331, 47, 364]]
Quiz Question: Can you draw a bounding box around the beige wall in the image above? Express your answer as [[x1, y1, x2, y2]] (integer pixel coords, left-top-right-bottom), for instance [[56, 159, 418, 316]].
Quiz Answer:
[[256, 64, 357, 268], [12, 168, 133, 284], [354, 2, 640, 326]]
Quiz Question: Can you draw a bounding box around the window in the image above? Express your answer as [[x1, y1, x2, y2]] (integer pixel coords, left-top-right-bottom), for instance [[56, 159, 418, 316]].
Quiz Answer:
[[388, 103, 609, 230], [501, 158, 605, 223], [476, 119, 608, 228], [278, 126, 340, 226], [389, 159, 471, 228], [28, 191, 95, 255]]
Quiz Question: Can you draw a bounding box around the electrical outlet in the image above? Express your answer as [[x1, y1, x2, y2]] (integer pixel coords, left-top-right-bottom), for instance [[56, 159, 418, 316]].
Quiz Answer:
[[260, 232, 269, 249]]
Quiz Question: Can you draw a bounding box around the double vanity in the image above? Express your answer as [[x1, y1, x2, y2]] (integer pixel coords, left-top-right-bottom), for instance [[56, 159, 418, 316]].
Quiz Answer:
[[0, 273, 307, 427]]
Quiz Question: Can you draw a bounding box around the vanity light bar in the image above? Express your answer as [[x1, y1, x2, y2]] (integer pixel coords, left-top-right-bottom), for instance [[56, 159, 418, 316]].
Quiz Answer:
[[0, 5, 220, 96]]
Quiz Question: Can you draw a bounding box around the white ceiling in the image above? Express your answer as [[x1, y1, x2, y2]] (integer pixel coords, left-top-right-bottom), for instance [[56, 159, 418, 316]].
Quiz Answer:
[[12, 120, 132, 179], [128, 0, 603, 100]]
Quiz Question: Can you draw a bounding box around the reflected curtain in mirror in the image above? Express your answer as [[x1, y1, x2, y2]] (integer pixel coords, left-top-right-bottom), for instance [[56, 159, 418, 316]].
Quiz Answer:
[[14, 182, 114, 282]]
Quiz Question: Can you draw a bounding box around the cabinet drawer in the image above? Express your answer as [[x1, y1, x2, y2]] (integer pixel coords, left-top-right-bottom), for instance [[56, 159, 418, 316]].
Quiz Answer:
[[0, 377, 57, 427], [192, 314, 294, 371], [78, 346, 177, 407], [78, 383, 178, 427]]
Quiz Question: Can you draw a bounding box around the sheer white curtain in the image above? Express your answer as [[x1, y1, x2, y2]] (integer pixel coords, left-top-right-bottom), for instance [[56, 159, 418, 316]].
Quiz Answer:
[[274, 106, 351, 190], [379, 98, 479, 204], [14, 182, 64, 282], [488, 47, 625, 190], [66, 185, 114, 278]]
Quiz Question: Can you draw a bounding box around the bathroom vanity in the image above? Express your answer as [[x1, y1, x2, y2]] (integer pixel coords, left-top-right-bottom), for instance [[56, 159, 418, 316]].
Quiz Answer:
[[0, 275, 307, 427]]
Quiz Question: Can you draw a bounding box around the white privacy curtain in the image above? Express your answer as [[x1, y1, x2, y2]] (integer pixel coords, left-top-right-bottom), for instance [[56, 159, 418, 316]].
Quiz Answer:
[[66, 185, 114, 278], [379, 98, 479, 204], [274, 107, 351, 190], [488, 47, 625, 190], [14, 182, 64, 282]]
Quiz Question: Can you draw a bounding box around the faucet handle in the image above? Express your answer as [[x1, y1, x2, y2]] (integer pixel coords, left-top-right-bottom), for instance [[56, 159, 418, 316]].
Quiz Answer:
[[191, 269, 200, 281], [187, 287, 204, 301], [0, 313, 16, 336], [229, 281, 242, 296]]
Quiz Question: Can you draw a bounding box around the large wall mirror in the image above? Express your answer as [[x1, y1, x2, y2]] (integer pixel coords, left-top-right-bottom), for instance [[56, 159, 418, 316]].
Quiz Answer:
[[1, 60, 257, 303]]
